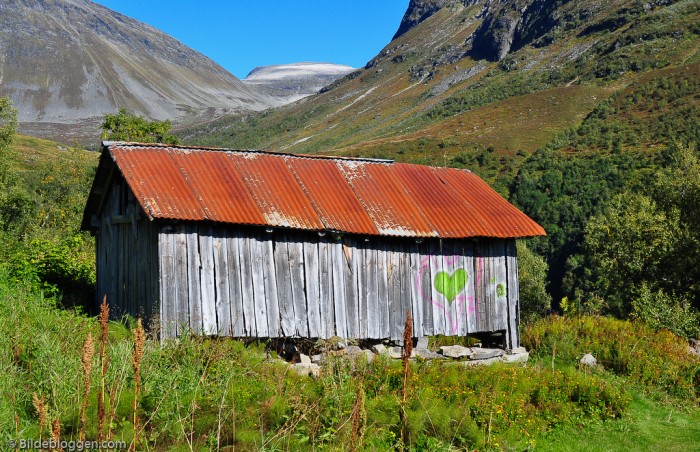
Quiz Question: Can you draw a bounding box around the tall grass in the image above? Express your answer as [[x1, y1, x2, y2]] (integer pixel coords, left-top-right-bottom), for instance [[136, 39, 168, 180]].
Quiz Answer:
[[1, 267, 697, 449], [523, 315, 700, 401]]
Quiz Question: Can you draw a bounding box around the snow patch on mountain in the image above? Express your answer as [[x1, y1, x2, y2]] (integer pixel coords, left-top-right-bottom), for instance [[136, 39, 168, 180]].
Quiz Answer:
[[243, 62, 356, 106]]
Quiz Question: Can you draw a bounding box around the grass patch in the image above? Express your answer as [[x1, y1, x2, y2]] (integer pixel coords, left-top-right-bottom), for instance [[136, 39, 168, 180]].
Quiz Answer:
[[523, 316, 700, 401], [539, 390, 700, 451]]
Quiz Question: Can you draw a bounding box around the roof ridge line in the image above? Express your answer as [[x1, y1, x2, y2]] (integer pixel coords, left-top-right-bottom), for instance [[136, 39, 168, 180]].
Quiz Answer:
[[102, 141, 395, 164]]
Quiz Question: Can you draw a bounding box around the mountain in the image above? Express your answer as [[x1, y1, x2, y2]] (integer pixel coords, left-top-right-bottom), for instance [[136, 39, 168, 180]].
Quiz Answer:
[[242, 62, 356, 105], [0, 0, 275, 144], [181, 0, 699, 163]]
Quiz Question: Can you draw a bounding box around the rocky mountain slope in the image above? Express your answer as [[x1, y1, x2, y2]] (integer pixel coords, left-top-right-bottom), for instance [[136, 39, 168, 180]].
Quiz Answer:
[[243, 63, 356, 105], [182, 0, 699, 164], [0, 0, 275, 143]]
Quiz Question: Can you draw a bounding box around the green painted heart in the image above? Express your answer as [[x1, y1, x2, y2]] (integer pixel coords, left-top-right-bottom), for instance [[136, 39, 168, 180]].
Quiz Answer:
[[434, 269, 468, 303]]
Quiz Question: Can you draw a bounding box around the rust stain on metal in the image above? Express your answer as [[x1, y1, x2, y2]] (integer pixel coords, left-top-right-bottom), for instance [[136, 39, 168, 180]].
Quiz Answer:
[[338, 160, 436, 237], [227, 152, 325, 230], [97, 143, 545, 239], [431, 167, 546, 238], [285, 156, 378, 235]]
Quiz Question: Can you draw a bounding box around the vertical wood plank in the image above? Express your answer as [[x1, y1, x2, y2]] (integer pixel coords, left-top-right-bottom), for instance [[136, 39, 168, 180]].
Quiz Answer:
[[408, 242, 423, 338], [356, 241, 368, 338], [506, 239, 520, 349], [331, 239, 348, 338], [274, 234, 295, 336], [303, 240, 321, 337], [250, 234, 270, 337], [186, 226, 203, 334], [398, 242, 412, 340], [120, 229, 127, 315], [199, 231, 218, 335], [262, 235, 281, 337], [318, 239, 333, 338], [126, 225, 133, 318], [366, 243, 379, 338], [388, 243, 403, 341], [454, 242, 469, 337], [443, 240, 459, 337], [288, 237, 308, 337], [158, 231, 176, 339], [494, 240, 509, 332], [429, 240, 445, 335], [225, 230, 245, 337], [463, 242, 476, 335], [343, 239, 359, 338], [213, 228, 232, 336], [239, 234, 257, 336], [474, 241, 487, 332], [174, 226, 190, 335], [417, 241, 433, 336], [166, 232, 178, 338], [484, 240, 495, 332], [376, 242, 390, 339]]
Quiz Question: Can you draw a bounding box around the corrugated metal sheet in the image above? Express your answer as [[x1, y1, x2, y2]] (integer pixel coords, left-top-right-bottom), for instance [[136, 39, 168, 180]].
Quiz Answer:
[[168, 148, 265, 225], [228, 152, 325, 230], [432, 167, 546, 238], [91, 142, 545, 238], [391, 163, 490, 238], [285, 156, 379, 235], [111, 146, 203, 221], [337, 160, 436, 237]]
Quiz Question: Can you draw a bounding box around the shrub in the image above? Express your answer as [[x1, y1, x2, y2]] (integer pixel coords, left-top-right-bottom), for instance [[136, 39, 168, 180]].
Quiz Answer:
[[523, 316, 700, 401], [517, 240, 552, 323], [632, 284, 700, 339]]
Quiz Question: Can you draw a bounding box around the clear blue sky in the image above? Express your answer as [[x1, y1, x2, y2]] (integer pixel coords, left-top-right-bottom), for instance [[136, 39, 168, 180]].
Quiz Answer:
[[92, 1, 410, 79]]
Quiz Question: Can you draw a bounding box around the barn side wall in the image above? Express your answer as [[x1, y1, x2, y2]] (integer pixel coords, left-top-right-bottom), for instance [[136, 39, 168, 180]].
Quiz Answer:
[[157, 223, 520, 348], [95, 179, 159, 327]]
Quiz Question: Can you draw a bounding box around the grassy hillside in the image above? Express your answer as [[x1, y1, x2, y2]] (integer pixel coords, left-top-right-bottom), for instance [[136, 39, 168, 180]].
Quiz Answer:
[[0, 134, 98, 307], [179, 0, 699, 163], [179, 0, 700, 324], [1, 275, 698, 450]]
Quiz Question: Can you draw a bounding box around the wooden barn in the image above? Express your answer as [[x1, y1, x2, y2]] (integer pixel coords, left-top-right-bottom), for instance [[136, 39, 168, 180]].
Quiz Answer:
[[82, 142, 545, 348]]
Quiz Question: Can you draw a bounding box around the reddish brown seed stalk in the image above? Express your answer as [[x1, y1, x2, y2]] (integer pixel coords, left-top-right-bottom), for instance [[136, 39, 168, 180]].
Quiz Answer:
[[400, 310, 413, 448], [79, 333, 94, 441], [97, 296, 110, 441], [32, 392, 47, 440], [131, 319, 145, 451], [51, 419, 62, 452]]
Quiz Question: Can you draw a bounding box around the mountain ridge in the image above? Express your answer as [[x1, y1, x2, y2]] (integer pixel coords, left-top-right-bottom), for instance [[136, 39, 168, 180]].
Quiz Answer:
[[0, 0, 275, 143], [181, 0, 699, 164]]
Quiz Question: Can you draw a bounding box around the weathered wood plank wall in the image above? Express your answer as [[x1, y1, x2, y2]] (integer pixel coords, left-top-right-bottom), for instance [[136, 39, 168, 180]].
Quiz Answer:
[[155, 224, 520, 347], [95, 180, 159, 327]]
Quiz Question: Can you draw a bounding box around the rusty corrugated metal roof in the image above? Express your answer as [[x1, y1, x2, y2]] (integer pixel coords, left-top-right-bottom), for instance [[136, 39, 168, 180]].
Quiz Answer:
[[83, 142, 545, 238]]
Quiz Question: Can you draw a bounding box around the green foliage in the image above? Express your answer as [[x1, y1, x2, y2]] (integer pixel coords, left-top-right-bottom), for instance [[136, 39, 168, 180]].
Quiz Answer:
[[0, 136, 97, 309], [0, 97, 18, 185], [0, 266, 95, 436], [578, 144, 700, 332], [424, 72, 553, 121], [101, 109, 180, 144], [9, 234, 96, 305], [537, 392, 700, 452], [554, 67, 700, 152], [583, 192, 681, 317], [0, 97, 17, 150], [632, 284, 700, 339], [523, 316, 700, 401], [0, 269, 636, 451], [511, 147, 656, 302], [517, 240, 552, 323]]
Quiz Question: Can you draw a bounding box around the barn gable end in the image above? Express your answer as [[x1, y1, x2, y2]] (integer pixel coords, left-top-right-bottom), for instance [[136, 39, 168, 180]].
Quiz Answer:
[[83, 142, 545, 349]]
